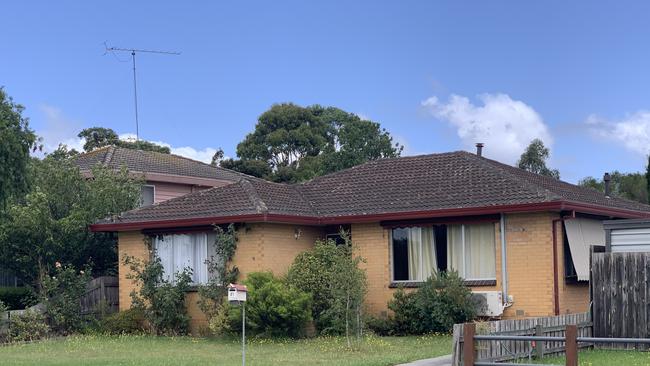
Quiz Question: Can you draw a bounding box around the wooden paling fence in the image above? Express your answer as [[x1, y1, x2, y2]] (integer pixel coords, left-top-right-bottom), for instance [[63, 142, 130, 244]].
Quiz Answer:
[[79, 276, 119, 317], [451, 312, 591, 366], [592, 252, 650, 349]]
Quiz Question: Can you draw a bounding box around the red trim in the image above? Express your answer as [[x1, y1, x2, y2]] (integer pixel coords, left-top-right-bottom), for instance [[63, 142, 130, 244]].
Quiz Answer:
[[90, 200, 650, 232]]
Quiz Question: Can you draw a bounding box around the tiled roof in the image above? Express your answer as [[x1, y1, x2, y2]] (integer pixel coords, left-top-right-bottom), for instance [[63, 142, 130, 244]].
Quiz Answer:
[[74, 146, 245, 182], [94, 151, 650, 228]]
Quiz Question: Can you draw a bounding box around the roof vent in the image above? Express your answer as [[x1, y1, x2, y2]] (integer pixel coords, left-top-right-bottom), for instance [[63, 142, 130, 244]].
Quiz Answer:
[[603, 172, 611, 198], [475, 143, 484, 157]]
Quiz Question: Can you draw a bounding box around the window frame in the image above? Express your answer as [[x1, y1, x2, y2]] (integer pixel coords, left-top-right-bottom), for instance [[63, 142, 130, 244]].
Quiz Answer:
[[140, 184, 156, 207], [450, 223, 497, 282], [152, 232, 214, 286], [389, 226, 436, 283]]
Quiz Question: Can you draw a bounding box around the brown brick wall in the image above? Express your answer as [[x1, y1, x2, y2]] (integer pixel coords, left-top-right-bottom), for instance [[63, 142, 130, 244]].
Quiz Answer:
[[117, 223, 323, 333], [351, 212, 588, 319]]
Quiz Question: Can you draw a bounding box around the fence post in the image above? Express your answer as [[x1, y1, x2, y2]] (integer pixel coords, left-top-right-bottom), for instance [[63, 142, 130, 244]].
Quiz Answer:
[[565, 324, 578, 366], [535, 324, 545, 359], [463, 323, 476, 366]]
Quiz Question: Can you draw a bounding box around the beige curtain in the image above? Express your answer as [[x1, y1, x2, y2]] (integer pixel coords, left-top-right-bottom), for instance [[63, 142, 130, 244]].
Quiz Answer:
[[407, 227, 421, 280], [464, 223, 496, 279], [420, 227, 437, 280], [447, 224, 464, 276]]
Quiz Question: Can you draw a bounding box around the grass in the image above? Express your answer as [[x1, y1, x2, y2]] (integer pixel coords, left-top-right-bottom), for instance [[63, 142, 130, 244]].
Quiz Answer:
[[520, 349, 650, 365], [0, 334, 451, 366]]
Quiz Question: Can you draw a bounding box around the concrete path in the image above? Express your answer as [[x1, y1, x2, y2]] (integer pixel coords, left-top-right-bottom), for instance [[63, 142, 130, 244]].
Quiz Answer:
[[395, 354, 452, 366]]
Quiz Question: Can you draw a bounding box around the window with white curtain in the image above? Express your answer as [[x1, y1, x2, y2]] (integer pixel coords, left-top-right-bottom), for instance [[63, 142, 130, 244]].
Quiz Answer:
[[447, 223, 496, 280], [153, 232, 217, 285], [391, 227, 437, 281]]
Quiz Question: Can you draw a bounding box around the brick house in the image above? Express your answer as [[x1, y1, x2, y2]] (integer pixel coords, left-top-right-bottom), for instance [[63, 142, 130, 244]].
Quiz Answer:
[[75, 146, 244, 206], [90, 150, 650, 332]]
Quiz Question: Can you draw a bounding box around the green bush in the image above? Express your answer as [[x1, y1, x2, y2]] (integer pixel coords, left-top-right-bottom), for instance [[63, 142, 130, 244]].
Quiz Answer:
[[287, 236, 367, 337], [124, 254, 192, 336], [0, 287, 34, 310], [41, 263, 91, 334], [387, 271, 476, 335], [9, 310, 50, 342], [99, 309, 145, 335], [230, 272, 311, 338]]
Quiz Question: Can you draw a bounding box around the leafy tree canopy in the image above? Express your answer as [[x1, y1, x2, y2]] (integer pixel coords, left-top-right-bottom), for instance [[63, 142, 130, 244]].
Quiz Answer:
[[0, 87, 40, 208], [221, 103, 402, 182], [517, 138, 560, 179], [0, 146, 142, 291], [579, 171, 648, 204], [78, 127, 171, 154]]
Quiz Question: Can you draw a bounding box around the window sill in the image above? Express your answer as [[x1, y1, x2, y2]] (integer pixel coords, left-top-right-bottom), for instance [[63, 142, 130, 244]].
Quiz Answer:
[[388, 279, 496, 288]]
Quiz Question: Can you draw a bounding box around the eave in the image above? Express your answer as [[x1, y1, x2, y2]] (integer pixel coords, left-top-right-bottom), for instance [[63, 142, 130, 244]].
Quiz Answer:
[[90, 200, 650, 232]]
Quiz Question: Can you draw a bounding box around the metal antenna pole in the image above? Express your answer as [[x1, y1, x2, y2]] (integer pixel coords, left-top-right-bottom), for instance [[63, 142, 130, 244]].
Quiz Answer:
[[131, 51, 139, 141], [104, 43, 180, 141]]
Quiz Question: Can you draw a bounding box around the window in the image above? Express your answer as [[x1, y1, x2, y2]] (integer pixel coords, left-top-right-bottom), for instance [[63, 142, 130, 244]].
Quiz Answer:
[[391, 223, 496, 282], [447, 223, 496, 280], [140, 185, 155, 207], [153, 232, 216, 285], [391, 227, 437, 281]]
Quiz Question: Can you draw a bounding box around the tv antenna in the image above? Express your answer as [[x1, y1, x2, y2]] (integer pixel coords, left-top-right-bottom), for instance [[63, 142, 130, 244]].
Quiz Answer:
[[104, 42, 181, 141]]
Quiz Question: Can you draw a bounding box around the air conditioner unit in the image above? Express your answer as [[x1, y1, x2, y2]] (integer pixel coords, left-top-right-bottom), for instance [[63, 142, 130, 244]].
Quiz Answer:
[[471, 291, 504, 317]]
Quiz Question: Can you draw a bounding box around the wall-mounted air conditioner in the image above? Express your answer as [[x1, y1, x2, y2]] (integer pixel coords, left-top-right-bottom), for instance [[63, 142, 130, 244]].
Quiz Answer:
[[471, 291, 504, 317]]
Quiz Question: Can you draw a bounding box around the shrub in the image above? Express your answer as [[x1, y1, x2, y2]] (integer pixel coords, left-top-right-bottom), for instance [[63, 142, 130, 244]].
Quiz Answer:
[[0, 287, 35, 310], [124, 254, 192, 335], [230, 272, 311, 338], [41, 263, 91, 334], [287, 235, 367, 340], [9, 310, 50, 342], [99, 309, 145, 335], [387, 271, 476, 335]]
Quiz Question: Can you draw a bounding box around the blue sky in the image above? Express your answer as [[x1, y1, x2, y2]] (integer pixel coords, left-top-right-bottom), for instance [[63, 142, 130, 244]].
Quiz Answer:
[[4, 1, 650, 183]]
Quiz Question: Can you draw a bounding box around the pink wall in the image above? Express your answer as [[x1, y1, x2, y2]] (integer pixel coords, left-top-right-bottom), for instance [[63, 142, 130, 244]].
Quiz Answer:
[[149, 182, 213, 203]]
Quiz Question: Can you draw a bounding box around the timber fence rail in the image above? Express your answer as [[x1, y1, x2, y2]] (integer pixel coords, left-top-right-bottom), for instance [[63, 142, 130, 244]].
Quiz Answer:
[[462, 323, 650, 366], [451, 312, 591, 365], [79, 276, 118, 317]]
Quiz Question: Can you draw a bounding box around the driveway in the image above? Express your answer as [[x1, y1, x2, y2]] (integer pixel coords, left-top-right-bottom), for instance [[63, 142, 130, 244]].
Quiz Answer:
[[395, 354, 452, 366]]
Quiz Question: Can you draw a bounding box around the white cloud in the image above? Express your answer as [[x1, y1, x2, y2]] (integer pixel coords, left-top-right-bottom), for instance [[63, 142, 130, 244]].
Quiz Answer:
[[37, 105, 86, 154], [422, 93, 553, 164], [587, 111, 650, 156]]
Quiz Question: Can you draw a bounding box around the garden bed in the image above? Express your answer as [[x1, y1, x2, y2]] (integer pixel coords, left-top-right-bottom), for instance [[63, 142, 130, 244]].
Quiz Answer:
[[0, 334, 451, 366]]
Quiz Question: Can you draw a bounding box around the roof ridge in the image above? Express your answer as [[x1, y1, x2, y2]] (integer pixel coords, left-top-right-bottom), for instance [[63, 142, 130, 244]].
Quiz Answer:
[[104, 146, 116, 165], [239, 179, 268, 214], [293, 185, 320, 216], [456, 151, 562, 202]]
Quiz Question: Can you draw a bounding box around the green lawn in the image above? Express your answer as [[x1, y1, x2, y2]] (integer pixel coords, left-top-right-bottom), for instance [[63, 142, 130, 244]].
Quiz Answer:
[[523, 349, 650, 365], [0, 334, 451, 366]]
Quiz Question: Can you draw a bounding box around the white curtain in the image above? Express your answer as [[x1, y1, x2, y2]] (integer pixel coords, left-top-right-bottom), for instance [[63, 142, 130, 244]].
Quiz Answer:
[[420, 227, 437, 280], [465, 223, 496, 279], [447, 223, 496, 280], [447, 225, 464, 276], [154, 233, 210, 285], [407, 227, 421, 281]]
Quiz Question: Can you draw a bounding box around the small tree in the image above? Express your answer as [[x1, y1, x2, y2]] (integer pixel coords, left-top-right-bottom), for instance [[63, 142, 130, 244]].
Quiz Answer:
[[124, 254, 193, 335], [41, 263, 91, 334], [517, 139, 560, 179]]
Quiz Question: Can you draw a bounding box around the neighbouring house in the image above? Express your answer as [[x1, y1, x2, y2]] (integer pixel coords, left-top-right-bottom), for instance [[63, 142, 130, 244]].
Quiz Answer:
[[90, 148, 650, 332], [75, 146, 244, 206]]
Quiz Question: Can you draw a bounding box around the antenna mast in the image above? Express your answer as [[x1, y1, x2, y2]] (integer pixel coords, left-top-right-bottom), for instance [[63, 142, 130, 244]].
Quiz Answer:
[[104, 43, 181, 141]]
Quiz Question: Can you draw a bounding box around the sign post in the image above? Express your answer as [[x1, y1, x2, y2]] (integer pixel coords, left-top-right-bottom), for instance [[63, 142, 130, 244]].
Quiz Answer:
[[228, 284, 248, 366]]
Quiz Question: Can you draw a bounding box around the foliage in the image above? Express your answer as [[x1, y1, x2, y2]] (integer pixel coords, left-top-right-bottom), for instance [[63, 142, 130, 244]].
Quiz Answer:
[[287, 233, 367, 344], [230, 272, 312, 338], [221, 103, 402, 182], [0, 152, 142, 290], [516, 138, 560, 179], [387, 271, 476, 335], [0, 299, 7, 316], [98, 308, 146, 335], [579, 171, 648, 204], [8, 309, 50, 342], [77, 127, 171, 153], [210, 148, 225, 166], [0, 87, 40, 209], [197, 225, 239, 329], [124, 254, 193, 335], [0, 287, 35, 310], [41, 263, 91, 334]]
